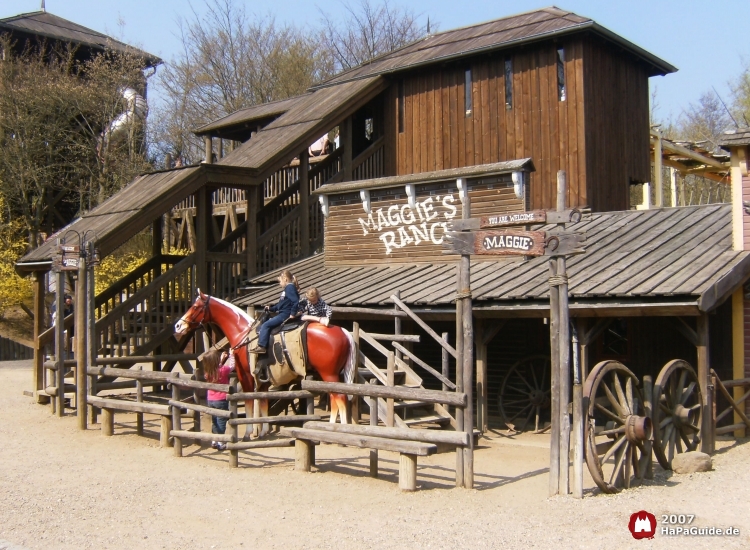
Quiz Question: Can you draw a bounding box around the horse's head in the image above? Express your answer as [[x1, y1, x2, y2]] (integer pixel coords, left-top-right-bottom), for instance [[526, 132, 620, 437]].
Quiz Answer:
[[175, 289, 212, 335]]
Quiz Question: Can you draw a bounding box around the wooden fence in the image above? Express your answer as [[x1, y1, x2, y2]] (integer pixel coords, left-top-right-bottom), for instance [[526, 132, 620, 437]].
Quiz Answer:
[[0, 336, 33, 361]]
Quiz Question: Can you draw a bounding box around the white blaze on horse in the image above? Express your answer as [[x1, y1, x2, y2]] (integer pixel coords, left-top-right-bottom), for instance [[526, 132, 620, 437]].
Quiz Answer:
[[174, 290, 354, 437]]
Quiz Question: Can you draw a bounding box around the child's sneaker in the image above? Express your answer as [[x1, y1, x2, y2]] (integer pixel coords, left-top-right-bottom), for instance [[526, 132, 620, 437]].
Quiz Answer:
[[211, 441, 218, 449], [217, 442, 227, 451]]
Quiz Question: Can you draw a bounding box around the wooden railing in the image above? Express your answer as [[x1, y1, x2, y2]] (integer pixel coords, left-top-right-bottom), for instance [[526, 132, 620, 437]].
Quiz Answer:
[[352, 136, 384, 181], [711, 369, 750, 436], [95, 254, 196, 357]]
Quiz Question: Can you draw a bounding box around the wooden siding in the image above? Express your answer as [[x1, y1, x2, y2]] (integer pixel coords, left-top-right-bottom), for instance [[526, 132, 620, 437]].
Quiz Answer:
[[383, 37, 651, 213], [582, 35, 651, 212], [323, 177, 523, 265]]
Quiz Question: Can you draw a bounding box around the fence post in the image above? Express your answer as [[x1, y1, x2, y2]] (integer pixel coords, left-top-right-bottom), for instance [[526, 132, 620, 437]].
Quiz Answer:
[[386, 352, 395, 427], [171, 373, 182, 457], [352, 323, 360, 422], [229, 375, 239, 468], [136, 367, 144, 436], [87, 242, 98, 425], [369, 377, 379, 478]]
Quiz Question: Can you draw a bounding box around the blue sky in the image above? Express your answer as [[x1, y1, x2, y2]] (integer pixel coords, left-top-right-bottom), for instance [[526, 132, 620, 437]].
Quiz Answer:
[[2, 0, 748, 124]]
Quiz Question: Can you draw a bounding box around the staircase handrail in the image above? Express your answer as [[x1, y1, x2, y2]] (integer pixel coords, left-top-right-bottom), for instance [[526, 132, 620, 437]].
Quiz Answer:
[[351, 135, 384, 173], [94, 254, 185, 307], [95, 253, 196, 332]]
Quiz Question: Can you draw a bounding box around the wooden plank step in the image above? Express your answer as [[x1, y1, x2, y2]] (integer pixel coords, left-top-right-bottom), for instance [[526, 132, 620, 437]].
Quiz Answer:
[[88, 395, 171, 416], [281, 427, 437, 456], [303, 421, 469, 446], [403, 414, 452, 426]]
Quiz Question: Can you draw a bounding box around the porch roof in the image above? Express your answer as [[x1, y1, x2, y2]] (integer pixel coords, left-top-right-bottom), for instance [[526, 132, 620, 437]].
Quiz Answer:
[[234, 204, 750, 316]]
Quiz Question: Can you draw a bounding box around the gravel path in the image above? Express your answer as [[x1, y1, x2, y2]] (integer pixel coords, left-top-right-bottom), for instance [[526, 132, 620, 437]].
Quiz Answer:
[[1, 360, 749, 549]]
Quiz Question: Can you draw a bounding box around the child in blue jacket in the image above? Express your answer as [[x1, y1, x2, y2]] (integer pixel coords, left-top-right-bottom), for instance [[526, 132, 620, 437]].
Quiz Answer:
[[249, 269, 299, 354]]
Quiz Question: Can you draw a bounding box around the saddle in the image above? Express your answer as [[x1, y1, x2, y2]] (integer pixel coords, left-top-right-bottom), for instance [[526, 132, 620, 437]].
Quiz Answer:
[[252, 321, 308, 388]]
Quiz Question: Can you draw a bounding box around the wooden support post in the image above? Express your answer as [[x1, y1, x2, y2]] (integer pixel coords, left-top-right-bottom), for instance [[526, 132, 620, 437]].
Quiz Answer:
[[556, 171, 571, 496], [455, 259, 465, 488], [204, 136, 213, 164], [394, 290, 402, 360], [196, 187, 209, 292], [245, 186, 259, 278], [229, 375, 239, 468], [55, 269, 65, 417], [571, 322, 583, 498], [732, 289, 746, 438], [462, 282, 474, 489], [76, 256, 87, 430], [653, 129, 663, 207], [696, 313, 712, 453], [386, 351, 395, 427], [101, 408, 113, 436], [295, 439, 313, 472], [86, 242, 97, 425], [341, 117, 353, 181], [136, 373, 144, 436], [642, 375, 654, 479], [352, 323, 360, 422], [299, 148, 310, 256], [475, 320, 487, 434], [669, 167, 678, 208], [442, 332, 449, 393], [369, 378, 378, 478], [32, 271, 47, 403], [399, 454, 417, 491], [172, 374, 183, 457]]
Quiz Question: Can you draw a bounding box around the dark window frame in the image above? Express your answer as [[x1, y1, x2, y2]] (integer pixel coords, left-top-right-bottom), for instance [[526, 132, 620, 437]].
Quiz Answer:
[[464, 68, 473, 117], [557, 47, 566, 101], [504, 57, 513, 109]]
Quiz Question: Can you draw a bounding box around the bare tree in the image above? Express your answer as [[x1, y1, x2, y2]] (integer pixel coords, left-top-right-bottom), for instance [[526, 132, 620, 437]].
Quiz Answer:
[[677, 90, 732, 148], [0, 38, 153, 246], [731, 62, 750, 126], [320, 0, 431, 72], [152, 0, 333, 165]]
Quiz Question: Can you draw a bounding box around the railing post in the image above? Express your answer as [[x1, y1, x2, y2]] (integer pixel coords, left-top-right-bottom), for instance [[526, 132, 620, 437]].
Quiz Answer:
[[204, 136, 213, 164], [441, 332, 449, 393], [171, 373, 183, 457], [352, 323, 360, 422], [369, 377, 378, 478], [136, 367, 144, 436], [299, 149, 310, 256], [55, 269, 65, 417], [87, 242, 97, 424], [196, 187, 208, 294], [229, 375, 238, 468], [386, 351, 395, 427]]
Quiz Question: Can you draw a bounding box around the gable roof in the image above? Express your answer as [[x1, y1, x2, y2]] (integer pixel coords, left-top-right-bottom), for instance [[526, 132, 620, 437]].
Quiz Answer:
[[313, 6, 675, 90], [194, 94, 312, 139], [0, 10, 160, 66], [235, 204, 748, 315], [217, 76, 387, 173]]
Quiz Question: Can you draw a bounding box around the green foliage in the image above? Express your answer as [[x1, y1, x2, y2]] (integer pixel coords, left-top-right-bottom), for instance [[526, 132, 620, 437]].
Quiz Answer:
[[0, 195, 33, 317]]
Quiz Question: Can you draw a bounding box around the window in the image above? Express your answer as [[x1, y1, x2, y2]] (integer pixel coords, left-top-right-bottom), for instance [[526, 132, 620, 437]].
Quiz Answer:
[[504, 57, 513, 109], [464, 68, 472, 116], [365, 117, 374, 141], [398, 80, 405, 133], [598, 319, 630, 360], [557, 47, 566, 101]]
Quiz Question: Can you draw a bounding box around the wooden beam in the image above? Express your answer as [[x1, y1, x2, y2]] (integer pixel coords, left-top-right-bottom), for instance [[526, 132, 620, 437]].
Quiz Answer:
[[341, 116, 353, 181], [196, 187, 208, 292], [475, 318, 488, 433], [652, 130, 663, 207], [671, 317, 698, 347]]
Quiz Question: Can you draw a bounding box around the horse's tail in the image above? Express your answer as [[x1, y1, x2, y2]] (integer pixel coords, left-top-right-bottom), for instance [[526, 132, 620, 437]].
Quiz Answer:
[[341, 328, 356, 399]]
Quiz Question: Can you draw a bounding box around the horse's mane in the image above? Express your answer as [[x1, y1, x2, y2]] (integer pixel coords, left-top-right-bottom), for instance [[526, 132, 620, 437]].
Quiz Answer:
[[208, 295, 254, 324]]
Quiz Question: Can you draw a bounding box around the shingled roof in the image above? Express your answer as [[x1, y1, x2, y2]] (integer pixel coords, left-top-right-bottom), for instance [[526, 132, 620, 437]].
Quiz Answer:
[[313, 6, 675, 90], [719, 128, 750, 148], [235, 204, 749, 315], [0, 10, 160, 66]]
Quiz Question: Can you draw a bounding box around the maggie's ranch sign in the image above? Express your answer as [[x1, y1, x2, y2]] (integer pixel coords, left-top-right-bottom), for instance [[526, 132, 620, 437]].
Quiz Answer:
[[446, 230, 547, 256]]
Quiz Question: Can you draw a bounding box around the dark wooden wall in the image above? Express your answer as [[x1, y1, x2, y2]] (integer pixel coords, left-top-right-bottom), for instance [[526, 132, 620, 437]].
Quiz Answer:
[[582, 36, 651, 212], [382, 36, 651, 213]]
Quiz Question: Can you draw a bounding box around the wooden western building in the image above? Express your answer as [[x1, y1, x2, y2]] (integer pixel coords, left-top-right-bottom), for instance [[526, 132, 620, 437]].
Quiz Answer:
[[15, 7, 750, 491]]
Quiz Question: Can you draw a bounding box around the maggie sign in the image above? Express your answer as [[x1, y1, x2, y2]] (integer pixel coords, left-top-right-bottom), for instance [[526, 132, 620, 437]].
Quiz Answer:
[[446, 229, 546, 256]]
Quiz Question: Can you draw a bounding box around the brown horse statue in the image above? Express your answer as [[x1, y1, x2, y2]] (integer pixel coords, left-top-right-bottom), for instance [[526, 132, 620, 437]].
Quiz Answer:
[[174, 290, 354, 436]]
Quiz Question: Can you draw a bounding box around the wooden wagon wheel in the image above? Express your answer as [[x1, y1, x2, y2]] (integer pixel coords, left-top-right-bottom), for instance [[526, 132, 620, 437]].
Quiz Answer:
[[498, 355, 551, 432], [652, 360, 702, 470], [583, 360, 653, 494]]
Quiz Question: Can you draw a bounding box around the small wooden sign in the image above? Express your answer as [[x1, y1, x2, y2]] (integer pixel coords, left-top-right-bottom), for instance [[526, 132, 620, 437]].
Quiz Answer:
[[444, 230, 547, 256], [444, 229, 586, 257], [450, 208, 587, 231], [54, 244, 81, 271]]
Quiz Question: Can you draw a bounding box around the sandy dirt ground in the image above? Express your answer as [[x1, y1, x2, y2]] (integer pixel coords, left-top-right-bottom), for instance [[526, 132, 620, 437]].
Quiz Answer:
[[1, 360, 749, 550]]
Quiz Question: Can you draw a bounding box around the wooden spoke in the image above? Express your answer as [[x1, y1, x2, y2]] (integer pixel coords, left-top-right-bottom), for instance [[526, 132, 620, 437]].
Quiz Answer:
[[676, 370, 688, 399], [680, 382, 696, 405], [598, 425, 627, 437], [602, 382, 625, 416], [602, 434, 627, 463], [612, 372, 631, 415], [625, 376, 634, 413], [659, 416, 672, 429], [609, 441, 629, 486], [595, 402, 625, 424]]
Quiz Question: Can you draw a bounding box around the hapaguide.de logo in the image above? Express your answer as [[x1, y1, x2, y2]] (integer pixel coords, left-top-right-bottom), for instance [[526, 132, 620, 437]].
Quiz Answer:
[[628, 511, 657, 540]]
